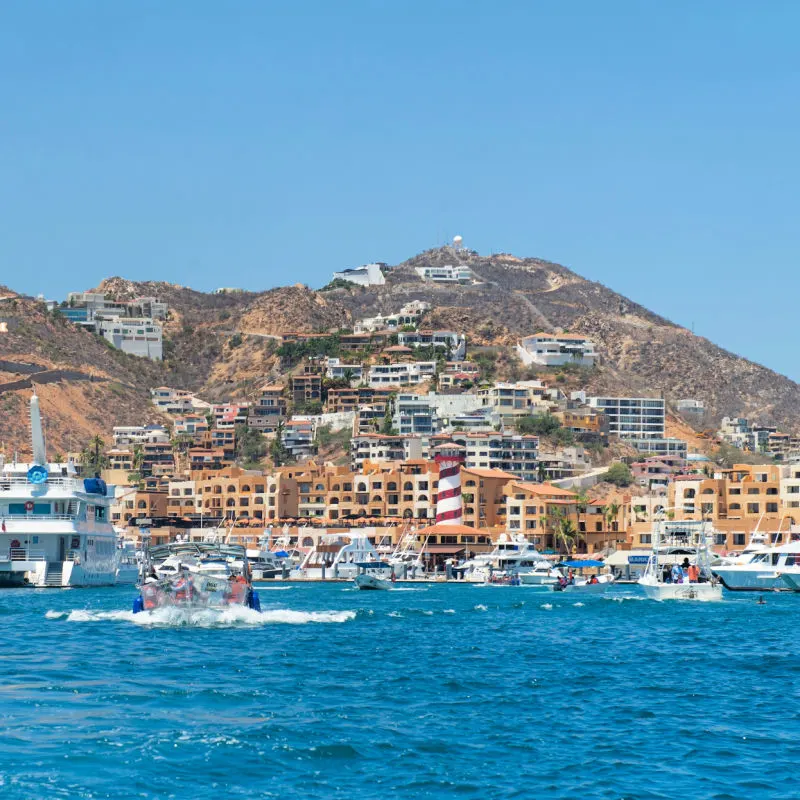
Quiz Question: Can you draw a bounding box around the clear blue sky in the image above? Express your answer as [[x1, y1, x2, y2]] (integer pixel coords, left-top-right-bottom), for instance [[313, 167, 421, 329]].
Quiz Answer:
[[1, 2, 798, 377]]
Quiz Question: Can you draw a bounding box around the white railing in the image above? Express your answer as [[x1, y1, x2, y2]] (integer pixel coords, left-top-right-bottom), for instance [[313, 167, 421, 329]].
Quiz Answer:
[[65, 550, 81, 562], [0, 515, 77, 522], [0, 476, 85, 492], [7, 548, 46, 562]]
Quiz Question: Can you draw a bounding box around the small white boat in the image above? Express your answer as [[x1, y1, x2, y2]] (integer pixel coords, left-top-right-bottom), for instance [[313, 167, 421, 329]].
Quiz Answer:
[[354, 573, 392, 591], [552, 574, 615, 594], [638, 519, 723, 602]]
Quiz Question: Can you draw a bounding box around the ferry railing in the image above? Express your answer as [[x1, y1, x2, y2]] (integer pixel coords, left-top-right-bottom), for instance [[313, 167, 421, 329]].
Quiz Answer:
[[65, 550, 82, 562], [7, 548, 46, 562], [0, 476, 85, 492], [0, 514, 77, 522]]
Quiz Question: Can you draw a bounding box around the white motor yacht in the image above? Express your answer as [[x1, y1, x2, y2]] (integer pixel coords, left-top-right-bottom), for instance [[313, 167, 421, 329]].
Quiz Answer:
[[713, 541, 800, 592], [292, 533, 391, 580], [0, 394, 118, 587], [458, 533, 559, 585], [638, 520, 722, 601]]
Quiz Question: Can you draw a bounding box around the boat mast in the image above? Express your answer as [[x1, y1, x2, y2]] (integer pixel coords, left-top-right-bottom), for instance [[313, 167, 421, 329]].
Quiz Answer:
[[30, 392, 47, 465]]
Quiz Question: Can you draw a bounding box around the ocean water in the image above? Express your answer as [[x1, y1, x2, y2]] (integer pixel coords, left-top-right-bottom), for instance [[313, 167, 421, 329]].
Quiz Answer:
[[1, 583, 798, 800]]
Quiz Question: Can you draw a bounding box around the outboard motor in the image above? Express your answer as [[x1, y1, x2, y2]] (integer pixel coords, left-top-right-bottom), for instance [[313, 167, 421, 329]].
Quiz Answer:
[[247, 589, 261, 612]]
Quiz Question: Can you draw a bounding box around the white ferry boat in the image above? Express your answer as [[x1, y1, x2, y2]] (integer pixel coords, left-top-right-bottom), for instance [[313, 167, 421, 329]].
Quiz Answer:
[[0, 394, 118, 588], [638, 519, 722, 601]]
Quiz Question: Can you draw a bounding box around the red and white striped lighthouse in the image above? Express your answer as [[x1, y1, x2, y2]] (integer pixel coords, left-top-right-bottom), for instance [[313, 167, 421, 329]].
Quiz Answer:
[[433, 442, 466, 526]]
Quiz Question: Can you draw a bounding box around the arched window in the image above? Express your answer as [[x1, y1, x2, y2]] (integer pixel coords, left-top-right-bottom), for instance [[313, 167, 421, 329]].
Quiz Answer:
[[403, 509, 413, 518], [270, 485, 277, 493], [684, 489, 696, 498], [241, 485, 251, 492], [702, 488, 714, 495], [465, 480, 476, 487], [227, 485, 236, 493], [729, 503, 741, 510], [137, 500, 147, 509], [404, 482, 413, 491], [357, 482, 367, 492], [329, 497, 339, 504], [332, 484, 340, 491], [302, 536, 314, 547], [254, 497, 264, 504], [315, 483, 325, 491], [372, 495, 382, 503], [226, 498, 236, 507], [417, 494, 428, 502], [387, 482, 397, 491]]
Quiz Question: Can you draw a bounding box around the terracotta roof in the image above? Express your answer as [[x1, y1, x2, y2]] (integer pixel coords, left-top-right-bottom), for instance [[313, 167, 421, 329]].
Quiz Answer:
[[511, 482, 578, 498], [462, 467, 518, 480], [415, 522, 486, 536]]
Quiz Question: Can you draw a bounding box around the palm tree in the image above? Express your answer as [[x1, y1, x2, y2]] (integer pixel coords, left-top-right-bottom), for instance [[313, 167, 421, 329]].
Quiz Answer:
[[342, 367, 354, 385], [537, 462, 547, 483], [602, 501, 621, 554]]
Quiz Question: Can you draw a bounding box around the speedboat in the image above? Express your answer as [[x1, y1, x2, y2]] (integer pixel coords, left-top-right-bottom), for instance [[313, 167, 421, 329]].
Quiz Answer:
[[638, 520, 722, 601], [114, 538, 139, 585], [552, 570, 615, 594], [133, 541, 262, 613], [354, 573, 393, 590]]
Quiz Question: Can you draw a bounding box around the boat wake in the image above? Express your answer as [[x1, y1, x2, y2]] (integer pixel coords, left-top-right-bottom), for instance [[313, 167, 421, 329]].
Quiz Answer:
[[45, 607, 356, 627]]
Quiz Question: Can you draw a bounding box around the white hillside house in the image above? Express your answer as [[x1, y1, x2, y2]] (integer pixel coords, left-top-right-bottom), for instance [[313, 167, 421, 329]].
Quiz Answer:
[[516, 333, 597, 368], [332, 263, 386, 287]]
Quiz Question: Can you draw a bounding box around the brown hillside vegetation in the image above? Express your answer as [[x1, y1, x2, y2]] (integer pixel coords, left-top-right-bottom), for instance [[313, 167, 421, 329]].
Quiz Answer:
[[3, 246, 800, 451]]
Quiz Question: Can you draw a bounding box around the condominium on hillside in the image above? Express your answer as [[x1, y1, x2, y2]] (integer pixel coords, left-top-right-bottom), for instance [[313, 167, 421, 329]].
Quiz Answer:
[[414, 264, 473, 283], [368, 361, 437, 387]]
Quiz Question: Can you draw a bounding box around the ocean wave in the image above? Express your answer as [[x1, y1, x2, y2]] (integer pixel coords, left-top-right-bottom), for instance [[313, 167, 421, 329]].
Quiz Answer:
[[541, 603, 553, 610], [473, 604, 488, 612], [45, 607, 356, 627]]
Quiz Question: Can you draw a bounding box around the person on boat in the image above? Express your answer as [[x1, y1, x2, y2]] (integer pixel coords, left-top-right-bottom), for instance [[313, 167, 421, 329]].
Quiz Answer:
[[687, 563, 699, 583], [568, 569, 575, 585], [661, 564, 672, 584], [589, 575, 599, 584], [682, 557, 691, 572], [671, 563, 684, 584]]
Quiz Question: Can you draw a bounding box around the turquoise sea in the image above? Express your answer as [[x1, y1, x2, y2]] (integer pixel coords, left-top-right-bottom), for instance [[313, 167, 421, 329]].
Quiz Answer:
[[0, 583, 796, 799]]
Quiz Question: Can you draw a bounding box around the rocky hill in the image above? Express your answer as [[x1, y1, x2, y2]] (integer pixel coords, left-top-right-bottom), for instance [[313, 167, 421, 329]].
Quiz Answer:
[[2, 247, 800, 455]]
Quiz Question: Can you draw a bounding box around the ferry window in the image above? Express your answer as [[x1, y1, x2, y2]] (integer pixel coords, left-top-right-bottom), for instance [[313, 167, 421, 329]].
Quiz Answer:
[[8, 503, 27, 514], [772, 554, 781, 565], [32, 502, 50, 514], [785, 555, 798, 566], [96, 507, 106, 520]]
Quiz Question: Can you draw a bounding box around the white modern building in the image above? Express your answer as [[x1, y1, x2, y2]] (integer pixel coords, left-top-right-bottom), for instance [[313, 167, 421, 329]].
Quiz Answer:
[[96, 317, 163, 360], [479, 381, 550, 421], [516, 332, 597, 368], [150, 387, 209, 415], [350, 434, 425, 469], [325, 358, 363, 382], [112, 425, 170, 447], [368, 361, 437, 387], [581, 395, 666, 440], [398, 330, 466, 360], [332, 263, 387, 287], [414, 264, 473, 283], [354, 301, 430, 333], [282, 419, 316, 460], [445, 432, 540, 482]]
